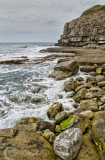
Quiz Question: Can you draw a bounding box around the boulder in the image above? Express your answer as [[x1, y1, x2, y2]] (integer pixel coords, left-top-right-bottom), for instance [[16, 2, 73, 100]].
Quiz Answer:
[[54, 60, 79, 75], [55, 111, 68, 124], [49, 70, 72, 80], [15, 117, 55, 132], [75, 77, 84, 82], [75, 131, 100, 160], [80, 66, 96, 72], [47, 102, 64, 119], [96, 68, 102, 75], [75, 82, 91, 92], [73, 88, 87, 102], [85, 92, 96, 99], [0, 130, 60, 160], [32, 97, 41, 103], [63, 79, 79, 92], [53, 128, 83, 160], [92, 111, 105, 159], [95, 75, 105, 82], [80, 99, 99, 111], [89, 87, 101, 92], [80, 110, 94, 119], [43, 129, 55, 143], [97, 81, 105, 87], [68, 114, 90, 133]]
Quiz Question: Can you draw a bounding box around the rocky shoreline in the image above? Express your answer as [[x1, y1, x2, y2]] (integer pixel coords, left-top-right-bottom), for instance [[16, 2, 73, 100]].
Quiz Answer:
[[1, 57, 105, 160]]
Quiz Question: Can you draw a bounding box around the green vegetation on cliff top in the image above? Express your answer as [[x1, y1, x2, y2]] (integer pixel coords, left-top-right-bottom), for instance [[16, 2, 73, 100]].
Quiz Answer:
[[81, 5, 105, 16]]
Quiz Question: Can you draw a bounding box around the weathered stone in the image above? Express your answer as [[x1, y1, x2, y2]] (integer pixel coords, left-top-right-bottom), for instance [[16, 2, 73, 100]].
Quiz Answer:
[[63, 79, 79, 92], [80, 110, 94, 119], [55, 111, 68, 124], [92, 111, 105, 159], [89, 87, 101, 92], [72, 102, 79, 108], [75, 131, 100, 160], [0, 130, 60, 160], [49, 70, 72, 80], [75, 82, 91, 92], [66, 91, 75, 98], [76, 77, 84, 82], [95, 75, 105, 82], [80, 66, 96, 72], [54, 60, 79, 75], [86, 76, 96, 85], [99, 104, 105, 111], [73, 88, 87, 102], [47, 102, 64, 119], [32, 97, 41, 103], [96, 68, 102, 75], [15, 117, 55, 132], [43, 129, 55, 143], [101, 96, 105, 104], [85, 92, 96, 99], [33, 88, 41, 93], [97, 81, 105, 87], [68, 114, 90, 133], [53, 128, 83, 160], [80, 99, 99, 111], [86, 76, 96, 83], [0, 128, 17, 138]]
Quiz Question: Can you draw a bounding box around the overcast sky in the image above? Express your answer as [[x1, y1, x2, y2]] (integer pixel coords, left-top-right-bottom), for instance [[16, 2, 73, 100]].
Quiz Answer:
[[0, 0, 104, 42]]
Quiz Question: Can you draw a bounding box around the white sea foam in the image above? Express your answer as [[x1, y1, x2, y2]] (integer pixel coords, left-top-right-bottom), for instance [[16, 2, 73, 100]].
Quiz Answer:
[[0, 43, 87, 129]]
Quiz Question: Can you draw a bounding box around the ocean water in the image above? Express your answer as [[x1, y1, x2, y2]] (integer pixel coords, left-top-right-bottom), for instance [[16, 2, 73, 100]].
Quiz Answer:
[[0, 42, 86, 129]]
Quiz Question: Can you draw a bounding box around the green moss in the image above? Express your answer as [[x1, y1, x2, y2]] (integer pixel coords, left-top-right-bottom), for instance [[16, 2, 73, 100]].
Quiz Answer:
[[60, 117, 73, 130], [55, 125, 63, 133], [81, 5, 105, 16]]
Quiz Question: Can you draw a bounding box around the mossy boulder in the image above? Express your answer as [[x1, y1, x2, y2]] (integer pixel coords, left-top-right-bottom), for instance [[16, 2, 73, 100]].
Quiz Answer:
[[68, 114, 91, 133], [92, 111, 105, 159], [55, 111, 68, 124], [73, 88, 87, 102], [75, 131, 100, 160], [47, 102, 64, 119], [60, 117, 73, 130]]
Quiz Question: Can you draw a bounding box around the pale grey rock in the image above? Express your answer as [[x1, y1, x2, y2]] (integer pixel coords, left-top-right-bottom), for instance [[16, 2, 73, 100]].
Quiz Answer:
[[53, 128, 83, 160]]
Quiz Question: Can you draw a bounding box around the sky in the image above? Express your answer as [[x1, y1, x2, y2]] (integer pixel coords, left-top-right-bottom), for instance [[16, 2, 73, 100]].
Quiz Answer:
[[0, 0, 104, 42]]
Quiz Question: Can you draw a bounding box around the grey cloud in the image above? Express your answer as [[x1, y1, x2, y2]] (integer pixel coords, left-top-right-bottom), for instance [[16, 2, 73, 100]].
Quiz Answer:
[[0, 0, 104, 42]]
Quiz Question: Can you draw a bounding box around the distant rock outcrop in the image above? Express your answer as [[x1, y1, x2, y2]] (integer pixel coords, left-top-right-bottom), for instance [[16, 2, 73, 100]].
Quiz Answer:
[[57, 5, 105, 48]]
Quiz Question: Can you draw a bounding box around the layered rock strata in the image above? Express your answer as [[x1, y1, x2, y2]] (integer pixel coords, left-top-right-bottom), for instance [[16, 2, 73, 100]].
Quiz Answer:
[[57, 5, 105, 48]]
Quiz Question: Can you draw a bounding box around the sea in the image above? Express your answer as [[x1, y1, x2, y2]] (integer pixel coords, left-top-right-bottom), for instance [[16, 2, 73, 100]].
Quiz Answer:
[[0, 42, 86, 129]]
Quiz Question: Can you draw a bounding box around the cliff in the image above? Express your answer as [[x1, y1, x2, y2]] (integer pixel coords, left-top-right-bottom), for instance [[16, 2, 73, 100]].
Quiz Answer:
[[57, 5, 105, 48]]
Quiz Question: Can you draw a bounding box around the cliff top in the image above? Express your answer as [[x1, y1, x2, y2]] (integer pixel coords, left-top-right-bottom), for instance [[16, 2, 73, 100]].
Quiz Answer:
[[81, 5, 105, 16]]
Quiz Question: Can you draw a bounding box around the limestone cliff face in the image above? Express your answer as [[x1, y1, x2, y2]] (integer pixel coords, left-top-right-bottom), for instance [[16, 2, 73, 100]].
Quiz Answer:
[[57, 5, 105, 48]]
